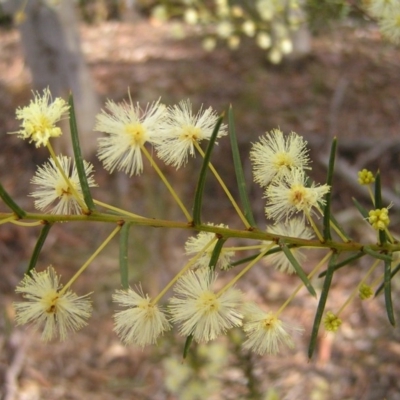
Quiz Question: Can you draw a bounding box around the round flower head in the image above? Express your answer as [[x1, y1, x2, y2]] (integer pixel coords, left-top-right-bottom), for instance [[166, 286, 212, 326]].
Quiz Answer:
[[323, 311, 342, 332], [265, 168, 330, 222], [95, 96, 166, 176], [169, 268, 243, 343], [368, 207, 390, 230], [250, 128, 310, 187], [262, 218, 314, 274], [13, 266, 92, 341], [242, 303, 302, 355], [9, 87, 69, 148], [185, 224, 234, 270], [113, 287, 171, 347], [155, 100, 227, 169], [30, 155, 97, 214]]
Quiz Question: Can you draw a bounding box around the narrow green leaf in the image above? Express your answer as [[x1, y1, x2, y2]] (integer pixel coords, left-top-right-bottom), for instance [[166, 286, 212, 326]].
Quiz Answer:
[[26, 223, 52, 276], [193, 115, 224, 225], [230, 245, 296, 268], [352, 197, 369, 219], [374, 171, 382, 208], [375, 262, 400, 296], [183, 334, 194, 359], [119, 222, 131, 289], [280, 240, 316, 297], [228, 106, 256, 228], [328, 213, 351, 241], [384, 258, 395, 326], [0, 182, 26, 218], [363, 246, 392, 262], [208, 237, 227, 271], [68, 93, 96, 212], [374, 171, 386, 245], [318, 251, 364, 277], [308, 251, 338, 360], [323, 137, 337, 241]]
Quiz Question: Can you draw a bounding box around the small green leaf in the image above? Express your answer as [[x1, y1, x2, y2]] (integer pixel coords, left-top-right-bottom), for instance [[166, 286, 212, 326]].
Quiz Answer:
[[119, 222, 131, 289], [323, 137, 337, 241], [0, 182, 26, 218], [374, 172, 386, 245], [193, 115, 224, 225], [363, 246, 392, 262], [230, 245, 294, 268], [26, 223, 52, 276], [228, 106, 256, 228], [318, 252, 364, 277], [183, 334, 194, 359], [68, 94, 96, 212], [352, 197, 369, 219], [328, 213, 351, 241], [308, 251, 338, 359], [208, 237, 227, 271], [384, 258, 395, 326], [280, 240, 316, 297], [375, 262, 400, 296]]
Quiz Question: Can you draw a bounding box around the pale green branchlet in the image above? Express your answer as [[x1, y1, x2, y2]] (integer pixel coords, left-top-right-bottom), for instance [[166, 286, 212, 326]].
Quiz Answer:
[[5, 87, 400, 360]]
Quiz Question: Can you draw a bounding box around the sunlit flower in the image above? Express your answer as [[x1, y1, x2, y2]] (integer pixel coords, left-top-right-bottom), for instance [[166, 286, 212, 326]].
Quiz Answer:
[[169, 269, 243, 342], [14, 266, 92, 341], [379, 7, 400, 43], [323, 311, 342, 332], [30, 155, 97, 214], [155, 100, 227, 169], [256, 31, 272, 49], [113, 287, 171, 347], [250, 129, 310, 187], [256, 0, 275, 21], [185, 224, 234, 270], [95, 97, 166, 176], [242, 303, 301, 355], [184, 8, 198, 24], [9, 87, 69, 148], [202, 37, 217, 51], [242, 20, 256, 37], [368, 0, 400, 18], [265, 168, 330, 222], [262, 218, 314, 274]]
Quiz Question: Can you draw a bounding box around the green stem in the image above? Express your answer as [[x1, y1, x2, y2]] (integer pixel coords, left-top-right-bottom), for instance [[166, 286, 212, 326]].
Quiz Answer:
[[276, 251, 332, 317], [336, 258, 380, 316], [47, 142, 89, 214], [10, 220, 43, 227], [152, 236, 217, 304], [368, 185, 375, 206], [306, 209, 323, 242], [0, 215, 17, 225], [194, 142, 250, 229], [60, 225, 122, 294], [217, 243, 274, 297], [141, 145, 192, 222], [93, 199, 145, 219]]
